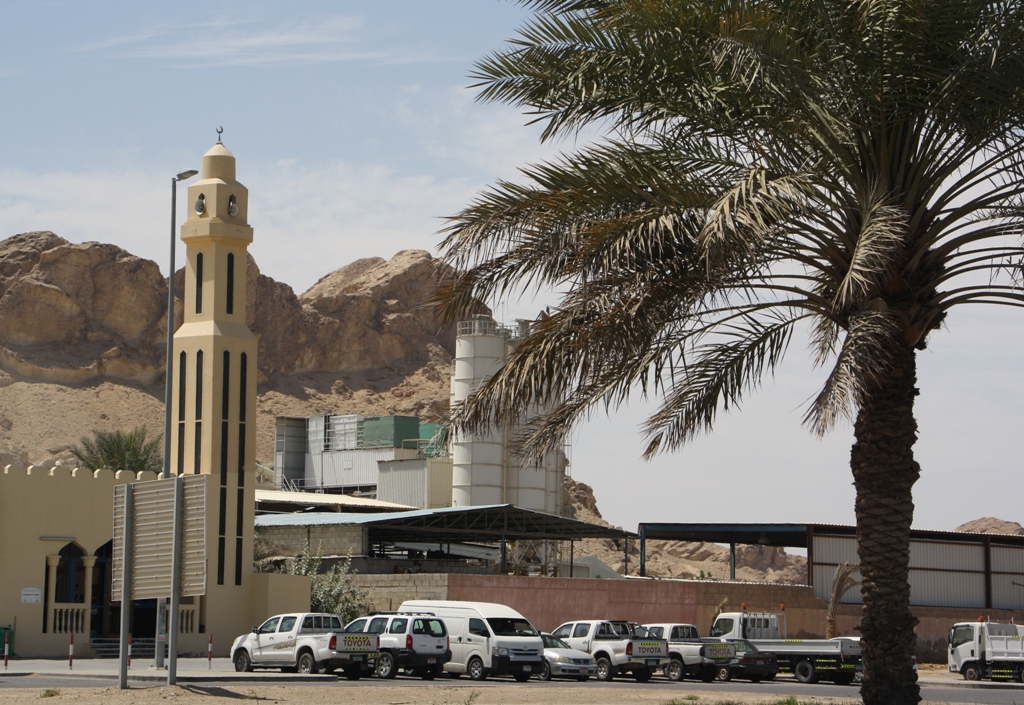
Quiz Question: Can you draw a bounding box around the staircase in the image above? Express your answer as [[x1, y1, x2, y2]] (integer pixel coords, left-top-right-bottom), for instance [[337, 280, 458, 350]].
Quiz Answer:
[[89, 637, 159, 659]]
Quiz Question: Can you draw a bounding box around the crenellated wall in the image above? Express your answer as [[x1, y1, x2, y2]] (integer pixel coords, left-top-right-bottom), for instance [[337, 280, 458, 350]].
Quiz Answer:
[[0, 464, 157, 657], [0, 464, 310, 658]]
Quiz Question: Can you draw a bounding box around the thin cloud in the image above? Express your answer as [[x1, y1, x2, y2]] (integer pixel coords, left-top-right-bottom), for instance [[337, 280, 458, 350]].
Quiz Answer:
[[78, 15, 447, 68]]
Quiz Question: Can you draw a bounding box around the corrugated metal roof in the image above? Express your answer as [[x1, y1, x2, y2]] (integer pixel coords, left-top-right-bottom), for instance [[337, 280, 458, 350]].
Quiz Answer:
[[254, 489, 414, 511], [255, 503, 635, 542]]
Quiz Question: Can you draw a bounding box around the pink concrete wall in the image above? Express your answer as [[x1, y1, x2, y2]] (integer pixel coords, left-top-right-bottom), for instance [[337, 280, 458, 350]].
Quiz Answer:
[[445, 574, 1024, 662]]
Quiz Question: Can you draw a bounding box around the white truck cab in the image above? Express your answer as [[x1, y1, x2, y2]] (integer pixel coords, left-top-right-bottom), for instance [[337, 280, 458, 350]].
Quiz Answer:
[[949, 620, 1024, 681], [399, 600, 544, 681]]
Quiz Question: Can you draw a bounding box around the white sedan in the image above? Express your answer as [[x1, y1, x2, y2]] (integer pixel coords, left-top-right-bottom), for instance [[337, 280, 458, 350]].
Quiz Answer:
[[539, 633, 597, 681]]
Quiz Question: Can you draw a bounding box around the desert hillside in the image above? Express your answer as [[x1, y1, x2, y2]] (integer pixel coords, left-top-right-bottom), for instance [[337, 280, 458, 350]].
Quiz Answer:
[[0, 232, 457, 469]]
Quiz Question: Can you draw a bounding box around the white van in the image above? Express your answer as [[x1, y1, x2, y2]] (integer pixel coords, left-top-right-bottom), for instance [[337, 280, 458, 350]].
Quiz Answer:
[[399, 600, 544, 681]]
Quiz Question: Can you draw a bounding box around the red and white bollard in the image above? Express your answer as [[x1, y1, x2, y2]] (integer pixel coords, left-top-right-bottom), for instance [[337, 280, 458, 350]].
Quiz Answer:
[[208, 634, 213, 670], [127, 633, 132, 669], [4, 632, 9, 670], [68, 632, 74, 670]]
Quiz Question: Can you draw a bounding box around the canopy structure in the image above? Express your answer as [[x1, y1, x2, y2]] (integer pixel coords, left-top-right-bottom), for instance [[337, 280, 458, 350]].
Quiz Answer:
[[257, 504, 637, 575], [258, 503, 635, 543]]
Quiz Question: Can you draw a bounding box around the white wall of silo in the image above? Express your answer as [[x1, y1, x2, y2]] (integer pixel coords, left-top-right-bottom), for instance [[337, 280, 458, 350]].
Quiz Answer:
[[451, 317, 509, 507]]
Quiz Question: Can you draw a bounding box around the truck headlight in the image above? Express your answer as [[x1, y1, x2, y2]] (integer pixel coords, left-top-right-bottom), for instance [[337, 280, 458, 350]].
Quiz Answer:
[[493, 647, 509, 657]]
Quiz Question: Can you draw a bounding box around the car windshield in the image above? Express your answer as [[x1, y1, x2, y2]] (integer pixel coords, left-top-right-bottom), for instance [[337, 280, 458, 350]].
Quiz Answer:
[[543, 635, 570, 650], [487, 618, 538, 637], [709, 618, 733, 638]]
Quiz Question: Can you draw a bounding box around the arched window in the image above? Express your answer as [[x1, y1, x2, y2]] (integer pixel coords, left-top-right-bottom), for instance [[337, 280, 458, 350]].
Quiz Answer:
[[226, 252, 235, 315], [195, 252, 204, 314], [54, 543, 85, 604]]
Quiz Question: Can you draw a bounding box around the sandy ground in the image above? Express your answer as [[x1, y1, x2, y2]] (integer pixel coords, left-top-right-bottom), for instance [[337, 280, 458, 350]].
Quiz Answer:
[[0, 683, 864, 705]]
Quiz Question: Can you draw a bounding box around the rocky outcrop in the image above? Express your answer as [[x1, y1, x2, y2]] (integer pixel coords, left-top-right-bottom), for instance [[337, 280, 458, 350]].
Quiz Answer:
[[955, 518, 1024, 535], [0, 232, 462, 468]]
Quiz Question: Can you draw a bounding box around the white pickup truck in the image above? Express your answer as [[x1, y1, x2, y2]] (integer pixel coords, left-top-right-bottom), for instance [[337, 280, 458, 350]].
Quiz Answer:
[[551, 620, 669, 682], [643, 623, 737, 682], [231, 612, 379, 679]]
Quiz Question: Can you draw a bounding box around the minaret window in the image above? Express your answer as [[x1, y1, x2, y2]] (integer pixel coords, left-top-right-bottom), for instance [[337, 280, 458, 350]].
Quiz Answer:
[[177, 351, 187, 475], [238, 353, 247, 488], [227, 194, 239, 217], [194, 350, 203, 473], [220, 351, 230, 487], [195, 253, 204, 315], [226, 253, 235, 315]]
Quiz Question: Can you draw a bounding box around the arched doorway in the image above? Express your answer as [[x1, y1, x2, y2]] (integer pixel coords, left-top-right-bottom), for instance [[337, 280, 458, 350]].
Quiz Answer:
[[91, 542, 115, 638]]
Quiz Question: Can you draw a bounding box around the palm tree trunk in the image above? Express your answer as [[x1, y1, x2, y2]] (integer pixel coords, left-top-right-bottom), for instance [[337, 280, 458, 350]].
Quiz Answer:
[[851, 344, 921, 705]]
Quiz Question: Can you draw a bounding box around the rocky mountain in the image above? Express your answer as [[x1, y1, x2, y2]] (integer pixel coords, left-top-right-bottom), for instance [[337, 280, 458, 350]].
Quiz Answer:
[[0, 231, 457, 468], [955, 518, 1024, 535]]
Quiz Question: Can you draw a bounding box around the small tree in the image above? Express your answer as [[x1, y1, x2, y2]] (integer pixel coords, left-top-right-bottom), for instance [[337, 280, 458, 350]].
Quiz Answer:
[[291, 540, 367, 623], [826, 562, 861, 639], [70, 427, 162, 473]]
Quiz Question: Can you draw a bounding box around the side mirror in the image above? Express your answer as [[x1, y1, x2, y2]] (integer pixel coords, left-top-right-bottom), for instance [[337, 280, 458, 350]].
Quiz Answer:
[[252, 627, 258, 634]]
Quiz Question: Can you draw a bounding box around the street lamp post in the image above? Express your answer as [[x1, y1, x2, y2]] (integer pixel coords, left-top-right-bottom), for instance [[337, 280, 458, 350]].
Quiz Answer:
[[163, 168, 198, 480], [157, 168, 197, 670]]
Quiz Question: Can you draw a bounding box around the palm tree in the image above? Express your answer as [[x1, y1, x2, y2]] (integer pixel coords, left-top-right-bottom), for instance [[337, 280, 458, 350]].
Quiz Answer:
[[70, 427, 162, 473], [826, 562, 861, 639], [436, 2, 1024, 703]]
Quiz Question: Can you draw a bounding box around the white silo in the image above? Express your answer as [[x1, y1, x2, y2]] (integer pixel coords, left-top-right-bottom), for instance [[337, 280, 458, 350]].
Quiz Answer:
[[502, 320, 567, 515], [451, 315, 509, 507]]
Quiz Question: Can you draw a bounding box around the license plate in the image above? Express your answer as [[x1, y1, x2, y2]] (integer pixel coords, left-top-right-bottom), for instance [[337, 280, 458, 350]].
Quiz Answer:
[[523, 665, 532, 672], [427, 658, 436, 664], [647, 659, 658, 666], [352, 655, 364, 661]]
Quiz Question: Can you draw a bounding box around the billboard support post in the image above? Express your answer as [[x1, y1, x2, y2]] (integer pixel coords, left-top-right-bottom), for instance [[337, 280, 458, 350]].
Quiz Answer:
[[118, 484, 133, 690]]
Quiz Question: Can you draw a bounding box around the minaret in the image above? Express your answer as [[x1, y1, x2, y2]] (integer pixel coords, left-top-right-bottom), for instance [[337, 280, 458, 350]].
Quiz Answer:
[[169, 139, 257, 599]]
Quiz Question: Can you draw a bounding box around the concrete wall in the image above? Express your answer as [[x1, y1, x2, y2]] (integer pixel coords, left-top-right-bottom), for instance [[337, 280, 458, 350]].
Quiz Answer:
[[350, 571, 1019, 663], [352, 574, 450, 612], [258, 524, 366, 557]]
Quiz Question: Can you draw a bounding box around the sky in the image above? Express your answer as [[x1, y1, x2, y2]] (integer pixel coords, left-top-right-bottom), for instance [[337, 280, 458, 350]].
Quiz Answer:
[[0, 1, 1020, 535]]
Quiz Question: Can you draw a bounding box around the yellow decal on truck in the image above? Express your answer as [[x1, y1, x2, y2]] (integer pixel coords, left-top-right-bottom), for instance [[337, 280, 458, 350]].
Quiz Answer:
[[342, 635, 374, 651]]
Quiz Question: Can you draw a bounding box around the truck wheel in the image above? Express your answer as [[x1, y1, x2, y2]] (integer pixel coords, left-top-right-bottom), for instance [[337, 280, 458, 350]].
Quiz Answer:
[[962, 663, 981, 681], [343, 666, 362, 680], [233, 650, 253, 673], [833, 672, 855, 685], [699, 666, 716, 683], [376, 651, 398, 679], [513, 672, 531, 682], [716, 666, 732, 682], [297, 651, 318, 675], [1017, 666, 1024, 683], [468, 657, 487, 681], [794, 659, 820, 684], [595, 657, 614, 682], [539, 660, 552, 681], [634, 667, 652, 683], [665, 658, 685, 682], [421, 668, 436, 681]]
